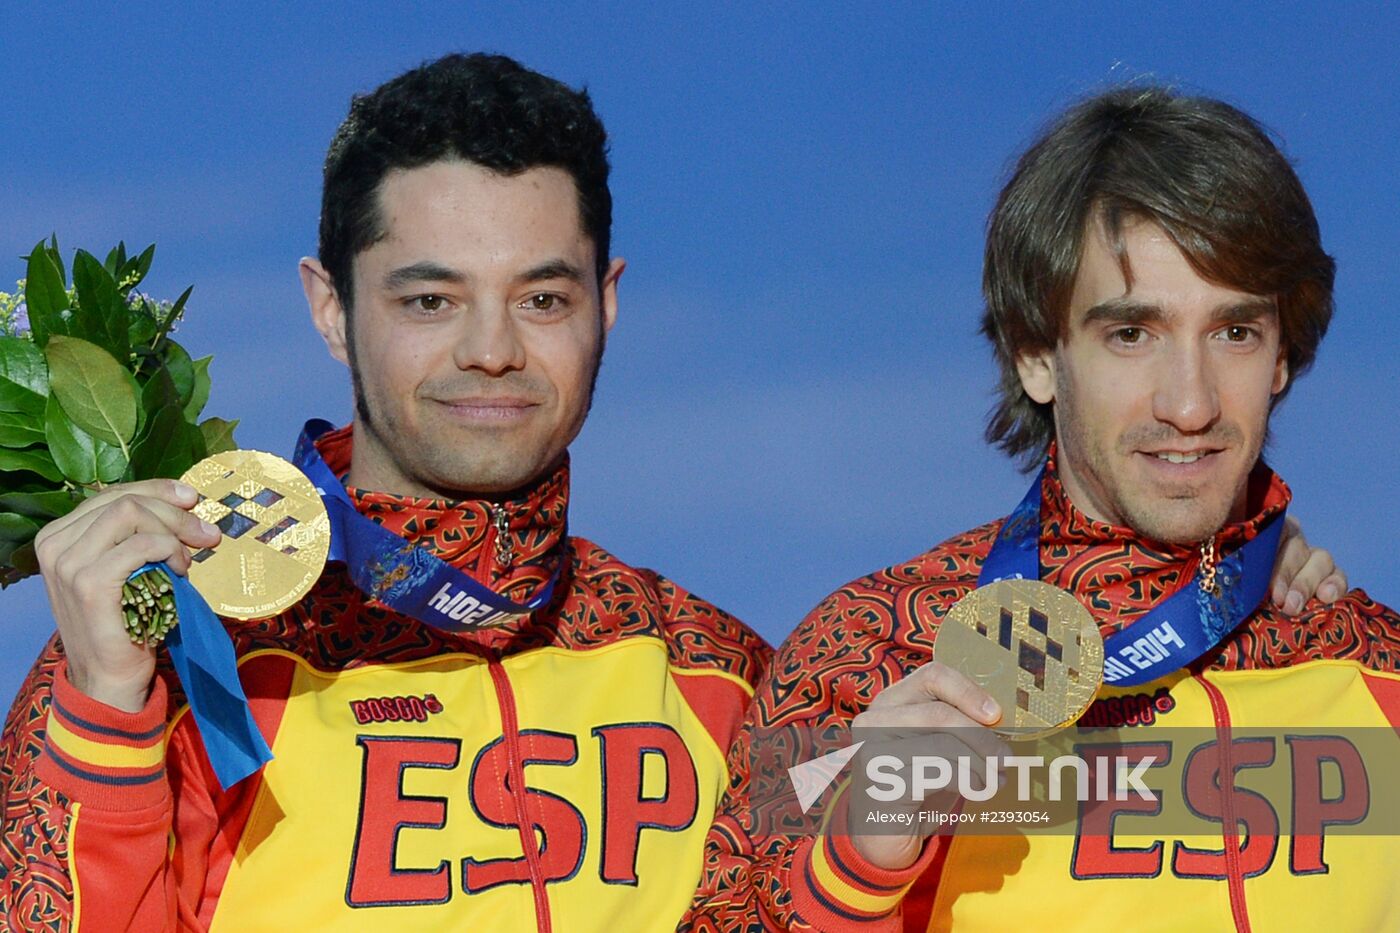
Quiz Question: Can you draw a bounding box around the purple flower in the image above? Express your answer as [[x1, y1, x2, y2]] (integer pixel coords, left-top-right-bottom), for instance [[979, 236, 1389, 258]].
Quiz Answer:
[[12, 301, 27, 336]]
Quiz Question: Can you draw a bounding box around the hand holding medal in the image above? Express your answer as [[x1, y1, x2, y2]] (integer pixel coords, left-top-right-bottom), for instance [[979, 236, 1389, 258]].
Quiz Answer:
[[178, 449, 331, 620], [848, 487, 1107, 872], [847, 583, 1103, 871], [121, 447, 331, 640], [120, 451, 330, 644], [933, 579, 1104, 739]]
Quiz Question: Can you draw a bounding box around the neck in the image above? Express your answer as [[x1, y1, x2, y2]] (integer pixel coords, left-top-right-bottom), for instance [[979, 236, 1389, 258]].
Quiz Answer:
[[1052, 446, 1116, 527]]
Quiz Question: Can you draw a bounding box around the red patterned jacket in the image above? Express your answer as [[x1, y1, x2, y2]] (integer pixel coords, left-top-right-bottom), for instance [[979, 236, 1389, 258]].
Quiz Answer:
[[685, 458, 1400, 932], [0, 426, 770, 932]]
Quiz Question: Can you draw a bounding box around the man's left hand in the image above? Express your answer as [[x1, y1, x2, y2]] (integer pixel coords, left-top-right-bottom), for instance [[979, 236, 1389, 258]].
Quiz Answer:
[[1271, 515, 1347, 614]]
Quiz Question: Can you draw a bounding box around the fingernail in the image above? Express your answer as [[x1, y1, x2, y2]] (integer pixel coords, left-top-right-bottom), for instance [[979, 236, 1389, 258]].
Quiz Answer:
[[201, 520, 219, 536], [175, 482, 197, 500], [1284, 591, 1303, 614], [981, 698, 1000, 721], [1319, 584, 1338, 602]]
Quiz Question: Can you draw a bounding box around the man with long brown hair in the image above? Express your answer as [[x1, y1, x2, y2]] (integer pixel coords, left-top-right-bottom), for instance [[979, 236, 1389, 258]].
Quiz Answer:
[[685, 86, 1400, 931]]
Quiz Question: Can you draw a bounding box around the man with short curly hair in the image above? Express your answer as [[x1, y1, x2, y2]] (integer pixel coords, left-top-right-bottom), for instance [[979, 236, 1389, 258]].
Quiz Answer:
[[0, 53, 769, 931]]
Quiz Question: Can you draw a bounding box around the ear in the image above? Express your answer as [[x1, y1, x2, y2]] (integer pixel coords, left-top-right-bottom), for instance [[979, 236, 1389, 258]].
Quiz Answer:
[[599, 257, 625, 334], [300, 258, 350, 367], [1271, 349, 1290, 396], [1015, 347, 1057, 405]]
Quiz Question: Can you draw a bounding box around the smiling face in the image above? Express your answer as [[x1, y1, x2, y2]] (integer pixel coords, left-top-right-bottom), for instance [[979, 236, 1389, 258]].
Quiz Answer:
[[1016, 214, 1289, 544], [303, 159, 622, 498]]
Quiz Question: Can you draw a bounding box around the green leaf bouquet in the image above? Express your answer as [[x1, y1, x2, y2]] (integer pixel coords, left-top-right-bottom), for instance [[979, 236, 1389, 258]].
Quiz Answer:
[[0, 239, 238, 638]]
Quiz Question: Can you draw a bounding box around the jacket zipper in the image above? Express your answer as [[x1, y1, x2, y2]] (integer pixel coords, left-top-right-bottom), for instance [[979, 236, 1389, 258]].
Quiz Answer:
[[477, 505, 514, 580], [480, 506, 545, 928], [487, 659, 553, 933], [1196, 673, 1252, 933]]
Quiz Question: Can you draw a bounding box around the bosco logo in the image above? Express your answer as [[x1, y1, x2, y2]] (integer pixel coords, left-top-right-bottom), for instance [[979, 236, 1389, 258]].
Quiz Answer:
[[349, 694, 444, 725], [1078, 687, 1175, 729]]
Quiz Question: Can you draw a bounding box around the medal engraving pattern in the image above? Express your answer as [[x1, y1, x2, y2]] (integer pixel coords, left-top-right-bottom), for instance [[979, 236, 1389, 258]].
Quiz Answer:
[[183, 451, 331, 619], [938, 579, 1104, 739]]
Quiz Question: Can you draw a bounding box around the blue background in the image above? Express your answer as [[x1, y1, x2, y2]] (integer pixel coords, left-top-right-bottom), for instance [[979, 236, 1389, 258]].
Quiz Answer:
[[1, 2, 1396, 701]]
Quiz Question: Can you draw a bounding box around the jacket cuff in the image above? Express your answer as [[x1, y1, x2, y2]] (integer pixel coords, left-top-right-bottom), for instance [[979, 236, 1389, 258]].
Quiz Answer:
[[790, 790, 943, 928], [35, 661, 170, 811]]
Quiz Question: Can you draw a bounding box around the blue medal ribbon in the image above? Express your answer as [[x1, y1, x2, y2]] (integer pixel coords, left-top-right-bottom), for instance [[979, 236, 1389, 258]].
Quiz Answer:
[[980, 467, 1285, 686], [142, 419, 561, 790], [127, 563, 273, 791]]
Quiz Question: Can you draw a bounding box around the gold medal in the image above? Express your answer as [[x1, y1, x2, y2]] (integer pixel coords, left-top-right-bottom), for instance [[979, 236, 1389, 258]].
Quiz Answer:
[[181, 450, 331, 620], [934, 579, 1104, 739]]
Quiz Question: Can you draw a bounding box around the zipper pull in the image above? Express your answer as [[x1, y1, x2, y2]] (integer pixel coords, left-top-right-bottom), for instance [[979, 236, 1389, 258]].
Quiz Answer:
[[492, 505, 515, 570], [1198, 537, 1220, 597]]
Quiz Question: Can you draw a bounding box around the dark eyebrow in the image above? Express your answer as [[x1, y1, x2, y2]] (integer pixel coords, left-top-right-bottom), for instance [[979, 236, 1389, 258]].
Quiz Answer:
[[382, 261, 466, 290], [519, 260, 586, 286], [1080, 297, 1168, 327], [1080, 296, 1278, 330], [1210, 298, 1277, 325]]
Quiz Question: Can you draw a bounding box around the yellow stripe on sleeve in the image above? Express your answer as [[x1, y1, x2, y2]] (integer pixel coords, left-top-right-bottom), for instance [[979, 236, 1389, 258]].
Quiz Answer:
[[809, 834, 914, 915], [46, 713, 165, 771]]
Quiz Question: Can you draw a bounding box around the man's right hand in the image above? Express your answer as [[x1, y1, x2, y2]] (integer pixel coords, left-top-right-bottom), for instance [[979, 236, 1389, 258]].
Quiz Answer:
[[34, 479, 221, 713], [847, 660, 1009, 872]]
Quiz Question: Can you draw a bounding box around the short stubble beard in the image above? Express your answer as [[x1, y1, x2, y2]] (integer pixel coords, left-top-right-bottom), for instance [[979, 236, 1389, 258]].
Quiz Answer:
[[1053, 368, 1261, 546]]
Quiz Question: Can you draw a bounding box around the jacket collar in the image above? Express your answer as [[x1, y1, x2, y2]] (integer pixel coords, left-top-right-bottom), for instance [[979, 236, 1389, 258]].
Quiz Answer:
[[313, 424, 568, 602]]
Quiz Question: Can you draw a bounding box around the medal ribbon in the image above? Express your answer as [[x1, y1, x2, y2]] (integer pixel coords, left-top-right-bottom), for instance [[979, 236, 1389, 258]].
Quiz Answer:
[[127, 563, 273, 791], [293, 419, 561, 632], [980, 468, 1285, 686]]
